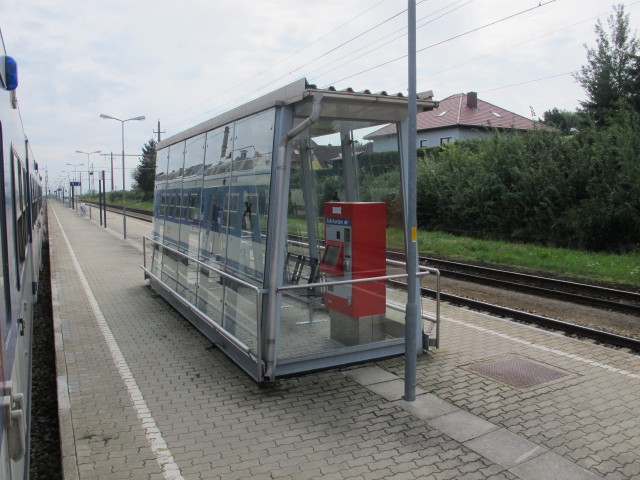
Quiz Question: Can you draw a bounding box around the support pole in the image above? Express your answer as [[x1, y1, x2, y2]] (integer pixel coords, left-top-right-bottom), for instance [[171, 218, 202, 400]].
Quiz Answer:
[[122, 121, 127, 239], [102, 170, 107, 228], [98, 179, 103, 226], [404, 0, 419, 402]]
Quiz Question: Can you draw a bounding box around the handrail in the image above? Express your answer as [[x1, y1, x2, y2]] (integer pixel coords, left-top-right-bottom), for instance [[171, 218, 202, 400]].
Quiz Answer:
[[277, 271, 431, 292], [142, 236, 264, 378], [387, 258, 441, 348], [279, 262, 441, 349], [143, 235, 442, 358], [143, 236, 264, 295]]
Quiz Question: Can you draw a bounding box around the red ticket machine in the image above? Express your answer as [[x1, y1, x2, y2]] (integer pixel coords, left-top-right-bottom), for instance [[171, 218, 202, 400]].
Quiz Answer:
[[320, 202, 387, 345]]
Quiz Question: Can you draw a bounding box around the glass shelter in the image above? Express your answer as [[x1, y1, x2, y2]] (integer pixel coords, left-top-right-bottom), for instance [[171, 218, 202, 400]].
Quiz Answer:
[[143, 78, 441, 382]]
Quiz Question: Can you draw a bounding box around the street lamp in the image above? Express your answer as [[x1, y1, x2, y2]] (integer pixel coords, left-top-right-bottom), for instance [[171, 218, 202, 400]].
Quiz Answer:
[[76, 150, 101, 195], [99, 113, 145, 239]]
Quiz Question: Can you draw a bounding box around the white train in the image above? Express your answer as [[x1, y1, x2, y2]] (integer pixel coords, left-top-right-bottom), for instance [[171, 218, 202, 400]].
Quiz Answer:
[[1, 27, 47, 480]]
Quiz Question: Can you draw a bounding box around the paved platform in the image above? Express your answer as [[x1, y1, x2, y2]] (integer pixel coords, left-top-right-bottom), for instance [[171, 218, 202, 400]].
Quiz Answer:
[[48, 199, 640, 479]]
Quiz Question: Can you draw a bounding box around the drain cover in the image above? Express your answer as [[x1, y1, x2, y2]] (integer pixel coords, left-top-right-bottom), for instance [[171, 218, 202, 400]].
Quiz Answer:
[[470, 356, 567, 388]]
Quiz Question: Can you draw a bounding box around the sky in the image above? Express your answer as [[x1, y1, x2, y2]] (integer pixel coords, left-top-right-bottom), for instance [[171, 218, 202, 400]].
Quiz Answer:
[[2, 0, 640, 193]]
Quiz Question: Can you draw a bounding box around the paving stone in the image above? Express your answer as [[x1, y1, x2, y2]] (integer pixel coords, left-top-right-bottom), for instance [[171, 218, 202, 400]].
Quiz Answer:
[[49, 201, 640, 480]]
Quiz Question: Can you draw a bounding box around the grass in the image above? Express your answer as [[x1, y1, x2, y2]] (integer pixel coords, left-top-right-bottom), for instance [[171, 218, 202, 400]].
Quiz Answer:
[[387, 229, 640, 288], [82, 194, 153, 211], [81, 196, 639, 288]]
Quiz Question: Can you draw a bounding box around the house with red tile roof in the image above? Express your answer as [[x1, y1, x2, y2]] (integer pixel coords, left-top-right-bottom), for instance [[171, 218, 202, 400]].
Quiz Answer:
[[364, 92, 539, 152]]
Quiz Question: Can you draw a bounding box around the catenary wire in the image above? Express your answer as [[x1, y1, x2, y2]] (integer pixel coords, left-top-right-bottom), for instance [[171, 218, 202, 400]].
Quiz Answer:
[[162, 0, 392, 129], [163, 1, 423, 132], [325, 0, 558, 87], [311, 0, 474, 82]]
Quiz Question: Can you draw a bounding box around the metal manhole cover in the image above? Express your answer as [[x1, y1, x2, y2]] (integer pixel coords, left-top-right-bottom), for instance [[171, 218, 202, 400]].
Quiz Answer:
[[470, 356, 567, 388]]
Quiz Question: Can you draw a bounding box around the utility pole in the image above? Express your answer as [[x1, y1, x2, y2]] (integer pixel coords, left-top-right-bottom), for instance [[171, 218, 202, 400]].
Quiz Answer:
[[110, 152, 114, 193], [154, 119, 165, 142], [404, 0, 419, 402]]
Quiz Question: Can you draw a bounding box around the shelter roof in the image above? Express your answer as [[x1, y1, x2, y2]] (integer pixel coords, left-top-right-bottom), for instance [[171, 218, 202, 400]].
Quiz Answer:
[[158, 78, 437, 149]]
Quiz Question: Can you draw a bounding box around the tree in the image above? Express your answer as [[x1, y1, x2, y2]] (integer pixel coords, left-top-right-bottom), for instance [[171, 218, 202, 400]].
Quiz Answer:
[[132, 138, 157, 198], [574, 4, 640, 124], [541, 108, 581, 134]]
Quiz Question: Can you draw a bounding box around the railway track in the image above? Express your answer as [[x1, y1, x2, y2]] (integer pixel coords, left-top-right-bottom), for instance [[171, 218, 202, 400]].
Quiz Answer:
[[386, 251, 640, 317], [86, 202, 152, 222], [409, 281, 640, 352], [93, 205, 640, 350]]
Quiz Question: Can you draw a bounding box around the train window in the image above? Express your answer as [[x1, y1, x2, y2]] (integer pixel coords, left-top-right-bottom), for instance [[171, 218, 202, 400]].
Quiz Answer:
[[11, 148, 27, 268], [159, 194, 166, 216], [210, 201, 219, 226], [180, 194, 188, 220], [223, 193, 239, 230], [173, 195, 181, 219], [242, 195, 258, 231], [168, 195, 177, 218], [189, 193, 199, 221]]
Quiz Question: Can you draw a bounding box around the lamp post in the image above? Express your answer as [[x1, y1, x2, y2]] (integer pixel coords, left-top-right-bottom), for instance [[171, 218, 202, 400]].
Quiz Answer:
[[76, 150, 101, 195], [99, 114, 145, 239]]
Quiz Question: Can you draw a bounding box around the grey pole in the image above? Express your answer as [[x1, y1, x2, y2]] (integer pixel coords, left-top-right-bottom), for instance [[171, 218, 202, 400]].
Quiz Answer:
[[121, 120, 126, 239], [100, 114, 145, 240], [111, 152, 114, 194], [404, 0, 419, 402]]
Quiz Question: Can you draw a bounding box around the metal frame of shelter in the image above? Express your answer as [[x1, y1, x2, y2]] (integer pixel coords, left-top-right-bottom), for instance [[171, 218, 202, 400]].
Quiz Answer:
[[142, 78, 440, 383]]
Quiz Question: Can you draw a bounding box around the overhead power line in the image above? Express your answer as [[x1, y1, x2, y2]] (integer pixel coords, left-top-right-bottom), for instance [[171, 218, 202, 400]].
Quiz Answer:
[[310, 0, 474, 81], [163, 0, 395, 130], [404, 0, 640, 92], [479, 71, 577, 93], [326, 0, 557, 86]]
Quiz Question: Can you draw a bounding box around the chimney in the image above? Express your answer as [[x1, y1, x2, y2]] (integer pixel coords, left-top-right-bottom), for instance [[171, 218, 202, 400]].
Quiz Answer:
[[466, 92, 478, 110]]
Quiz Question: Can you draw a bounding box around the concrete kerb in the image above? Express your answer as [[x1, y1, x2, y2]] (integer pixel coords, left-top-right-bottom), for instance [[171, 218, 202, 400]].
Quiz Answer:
[[49, 208, 81, 480], [343, 364, 603, 480]]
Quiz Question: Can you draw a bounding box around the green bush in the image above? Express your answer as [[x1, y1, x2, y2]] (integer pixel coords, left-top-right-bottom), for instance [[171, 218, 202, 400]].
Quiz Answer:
[[415, 113, 640, 253]]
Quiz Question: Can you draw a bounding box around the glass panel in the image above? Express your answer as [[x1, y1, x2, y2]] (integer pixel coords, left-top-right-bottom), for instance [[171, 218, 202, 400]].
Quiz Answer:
[[177, 133, 206, 305], [227, 108, 274, 281], [150, 147, 169, 279], [194, 108, 275, 352], [160, 142, 185, 290], [278, 118, 405, 361], [196, 123, 229, 322]]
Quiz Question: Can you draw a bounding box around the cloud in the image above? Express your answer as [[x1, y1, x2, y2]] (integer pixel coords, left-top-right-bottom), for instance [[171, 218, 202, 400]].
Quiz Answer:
[[3, 0, 640, 189]]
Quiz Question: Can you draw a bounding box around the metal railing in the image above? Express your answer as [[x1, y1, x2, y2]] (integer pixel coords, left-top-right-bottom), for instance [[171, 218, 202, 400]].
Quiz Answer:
[[279, 262, 441, 348], [142, 236, 265, 377], [387, 258, 441, 348], [142, 235, 442, 375]]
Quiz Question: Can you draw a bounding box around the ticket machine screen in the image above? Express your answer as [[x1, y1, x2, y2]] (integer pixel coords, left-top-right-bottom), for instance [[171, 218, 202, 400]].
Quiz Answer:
[[323, 245, 340, 266], [320, 241, 344, 275]]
